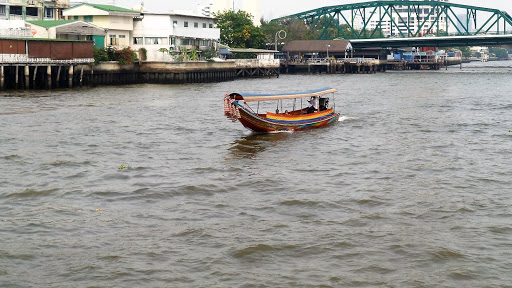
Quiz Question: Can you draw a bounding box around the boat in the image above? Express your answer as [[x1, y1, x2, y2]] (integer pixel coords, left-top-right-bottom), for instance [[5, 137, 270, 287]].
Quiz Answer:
[[224, 87, 340, 133]]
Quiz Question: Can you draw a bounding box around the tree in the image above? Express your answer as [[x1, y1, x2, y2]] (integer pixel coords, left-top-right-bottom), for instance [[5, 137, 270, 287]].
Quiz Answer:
[[213, 10, 266, 48], [489, 47, 509, 59]]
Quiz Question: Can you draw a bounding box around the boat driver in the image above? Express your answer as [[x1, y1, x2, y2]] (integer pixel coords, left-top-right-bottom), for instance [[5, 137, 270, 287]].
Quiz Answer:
[[307, 96, 319, 113]]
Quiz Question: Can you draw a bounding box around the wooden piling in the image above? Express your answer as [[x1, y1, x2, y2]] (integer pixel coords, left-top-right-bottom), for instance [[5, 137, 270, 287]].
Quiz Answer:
[[24, 65, 29, 89], [56, 66, 62, 88], [68, 65, 73, 88], [32, 66, 38, 89], [15, 66, 19, 89], [47, 65, 52, 89], [0, 65, 4, 90]]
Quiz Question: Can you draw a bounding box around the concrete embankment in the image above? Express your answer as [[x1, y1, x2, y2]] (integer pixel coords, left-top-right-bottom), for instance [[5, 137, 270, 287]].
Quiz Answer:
[[0, 61, 238, 90], [86, 61, 237, 87]]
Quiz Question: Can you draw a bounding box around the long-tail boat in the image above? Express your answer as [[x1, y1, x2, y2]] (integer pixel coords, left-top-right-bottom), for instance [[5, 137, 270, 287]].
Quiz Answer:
[[224, 87, 340, 133]]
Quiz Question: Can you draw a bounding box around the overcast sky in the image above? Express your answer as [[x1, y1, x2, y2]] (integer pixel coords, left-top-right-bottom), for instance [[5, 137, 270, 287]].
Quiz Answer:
[[102, 0, 512, 20]]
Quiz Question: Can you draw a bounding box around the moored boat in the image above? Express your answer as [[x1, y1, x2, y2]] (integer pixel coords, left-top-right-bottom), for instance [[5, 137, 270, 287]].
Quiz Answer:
[[224, 88, 340, 133]]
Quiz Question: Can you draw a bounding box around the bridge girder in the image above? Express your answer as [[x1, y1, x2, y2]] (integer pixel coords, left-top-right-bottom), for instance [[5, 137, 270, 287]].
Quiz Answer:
[[272, 0, 512, 40]]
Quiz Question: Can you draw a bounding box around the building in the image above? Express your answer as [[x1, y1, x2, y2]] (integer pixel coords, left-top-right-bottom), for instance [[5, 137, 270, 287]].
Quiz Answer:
[[366, 0, 449, 37], [132, 11, 220, 61], [27, 20, 106, 42], [62, 3, 140, 48], [0, 0, 70, 21]]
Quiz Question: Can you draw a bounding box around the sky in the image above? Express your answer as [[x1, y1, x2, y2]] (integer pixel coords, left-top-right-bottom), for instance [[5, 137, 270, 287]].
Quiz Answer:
[[96, 0, 512, 20]]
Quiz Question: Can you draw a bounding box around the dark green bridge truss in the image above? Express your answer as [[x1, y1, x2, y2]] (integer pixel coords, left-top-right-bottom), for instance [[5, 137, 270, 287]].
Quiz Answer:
[[272, 0, 512, 40]]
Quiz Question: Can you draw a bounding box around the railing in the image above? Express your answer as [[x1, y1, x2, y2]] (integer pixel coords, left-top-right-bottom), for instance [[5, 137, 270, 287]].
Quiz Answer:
[[0, 54, 94, 64], [235, 59, 280, 68], [0, 28, 32, 38], [285, 58, 380, 64]]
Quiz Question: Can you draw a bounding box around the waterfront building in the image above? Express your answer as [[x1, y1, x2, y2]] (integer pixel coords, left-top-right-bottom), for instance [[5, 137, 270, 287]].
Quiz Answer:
[[131, 11, 220, 61], [0, 0, 70, 21], [27, 20, 105, 42], [62, 3, 140, 48], [366, 0, 449, 37]]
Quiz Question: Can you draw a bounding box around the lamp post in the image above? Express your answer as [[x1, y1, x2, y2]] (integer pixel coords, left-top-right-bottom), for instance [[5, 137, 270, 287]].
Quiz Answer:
[[275, 30, 286, 51], [326, 44, 330, 59]]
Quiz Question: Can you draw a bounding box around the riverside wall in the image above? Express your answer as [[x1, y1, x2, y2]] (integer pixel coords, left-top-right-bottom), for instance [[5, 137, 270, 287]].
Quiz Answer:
[[0, 61, 239, 90]]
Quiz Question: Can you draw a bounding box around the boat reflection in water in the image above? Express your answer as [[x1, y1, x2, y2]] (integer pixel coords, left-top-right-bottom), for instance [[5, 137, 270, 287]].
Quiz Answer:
[[227, 132, 292, 160]]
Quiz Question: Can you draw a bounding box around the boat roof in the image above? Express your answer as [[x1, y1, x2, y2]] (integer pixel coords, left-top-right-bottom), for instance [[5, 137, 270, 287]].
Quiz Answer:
[[229, 87, 337, 102]]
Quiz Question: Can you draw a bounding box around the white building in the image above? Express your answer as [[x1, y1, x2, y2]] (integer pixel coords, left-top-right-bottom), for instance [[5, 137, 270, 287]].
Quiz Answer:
[[132, 11, 220, 61], [366, 0, 449, 37], [63, 3, 140, 48]]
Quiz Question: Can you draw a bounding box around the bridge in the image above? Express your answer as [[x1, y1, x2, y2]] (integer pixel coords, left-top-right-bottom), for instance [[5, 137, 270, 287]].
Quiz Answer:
[[272, 1, 512, 47]]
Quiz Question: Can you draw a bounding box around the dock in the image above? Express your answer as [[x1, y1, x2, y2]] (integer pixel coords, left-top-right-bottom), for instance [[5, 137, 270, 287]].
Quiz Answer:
[[281, 58, 384, 74]]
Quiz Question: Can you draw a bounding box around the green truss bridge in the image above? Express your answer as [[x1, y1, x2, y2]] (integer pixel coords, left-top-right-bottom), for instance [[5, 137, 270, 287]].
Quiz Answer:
[[272, 0, 512, 47]]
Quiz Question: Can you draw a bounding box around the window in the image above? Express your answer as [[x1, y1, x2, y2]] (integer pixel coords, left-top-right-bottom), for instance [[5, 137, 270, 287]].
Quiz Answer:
[[10, 6, 22, 15], [134, 37, 143, 44], [44, 8, 54, 18], [202, 23, 206, 28], [170, 37, 176, 46], [109, 35, 119, 46], [84, 15, 93, 22], [26, 7, 38, 17], [182, 39, 190, 45], [184, 21, 188, 27], [194, 22, 198, 28], [0, 5, 5, 15], [209, 23, 213, 28], [145, 37, 163, 45], [119, 35, 126, 38], [74, 16, 78, 20], [173, 20, 178, 27]]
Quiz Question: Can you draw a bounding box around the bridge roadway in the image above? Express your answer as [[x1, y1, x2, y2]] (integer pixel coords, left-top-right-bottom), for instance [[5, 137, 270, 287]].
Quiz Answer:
[[350, 34, 512, 48]]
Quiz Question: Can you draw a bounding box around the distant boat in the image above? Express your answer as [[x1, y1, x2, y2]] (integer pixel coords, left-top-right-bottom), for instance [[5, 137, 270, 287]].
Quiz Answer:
[[224, 87, 340, 133]]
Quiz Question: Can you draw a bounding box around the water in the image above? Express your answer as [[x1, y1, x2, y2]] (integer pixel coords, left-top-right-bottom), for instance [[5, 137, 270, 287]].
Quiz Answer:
[[1, 61, 511, 287]]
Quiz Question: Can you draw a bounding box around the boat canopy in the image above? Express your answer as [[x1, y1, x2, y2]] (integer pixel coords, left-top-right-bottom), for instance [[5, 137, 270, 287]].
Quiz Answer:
[[228, 87, 337, 102]]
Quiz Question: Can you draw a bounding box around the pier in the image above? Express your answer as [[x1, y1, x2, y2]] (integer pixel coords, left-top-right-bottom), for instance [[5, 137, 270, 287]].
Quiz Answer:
[[282, 58, 383, 74]]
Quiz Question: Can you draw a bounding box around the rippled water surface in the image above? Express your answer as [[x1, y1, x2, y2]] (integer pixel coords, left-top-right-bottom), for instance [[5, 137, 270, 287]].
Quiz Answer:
[[1, 62, 512, 287]]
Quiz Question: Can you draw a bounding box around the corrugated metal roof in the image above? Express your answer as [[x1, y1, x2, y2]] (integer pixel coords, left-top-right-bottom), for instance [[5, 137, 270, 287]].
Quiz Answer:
[[27, 20, 77, 29], [86, 4, 137, 13], [282, 40, 351, 53]]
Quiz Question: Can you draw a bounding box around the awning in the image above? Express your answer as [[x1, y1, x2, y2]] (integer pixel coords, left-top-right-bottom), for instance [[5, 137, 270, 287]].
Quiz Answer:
[[219, 48, 232, 55], [229, 87, 337, 102]]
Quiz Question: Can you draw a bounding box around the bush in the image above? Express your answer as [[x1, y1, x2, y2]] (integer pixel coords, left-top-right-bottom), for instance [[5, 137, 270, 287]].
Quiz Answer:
[[93, 46, 139, 65], [139, 47, 147, 61], [201, 48, 218, 61]]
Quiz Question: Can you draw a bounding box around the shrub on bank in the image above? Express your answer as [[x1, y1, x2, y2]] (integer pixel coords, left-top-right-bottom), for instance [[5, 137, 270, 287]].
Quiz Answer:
[[94, 47, 139, 65]]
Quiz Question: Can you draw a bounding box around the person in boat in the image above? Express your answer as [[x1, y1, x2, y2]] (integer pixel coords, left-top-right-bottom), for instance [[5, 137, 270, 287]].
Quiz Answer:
[[307, 96, 319, 114]]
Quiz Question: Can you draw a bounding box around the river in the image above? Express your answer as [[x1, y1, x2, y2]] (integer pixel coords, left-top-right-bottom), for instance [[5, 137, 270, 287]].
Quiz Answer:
[[1, 61, 511, 287]]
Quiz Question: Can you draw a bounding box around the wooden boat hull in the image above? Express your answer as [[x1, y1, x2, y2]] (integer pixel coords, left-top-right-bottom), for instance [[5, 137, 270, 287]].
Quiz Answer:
[[227, 102, 339, 133]]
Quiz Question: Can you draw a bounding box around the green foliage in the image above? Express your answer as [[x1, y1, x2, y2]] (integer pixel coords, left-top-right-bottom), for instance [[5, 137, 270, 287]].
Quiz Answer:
[[187, 47, 199, 61], [118, 164, 131, 170], [93, 47, 109, 64], [159, 47, 169, 53], [139, 47, 147, 61], [489, 47, 509, 59], [94, 46, 138, 65], [201, 48, 218, 61], [214, 10, 266, 48], [232, 52, 256, 59], [115, 47, 138, 64]]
